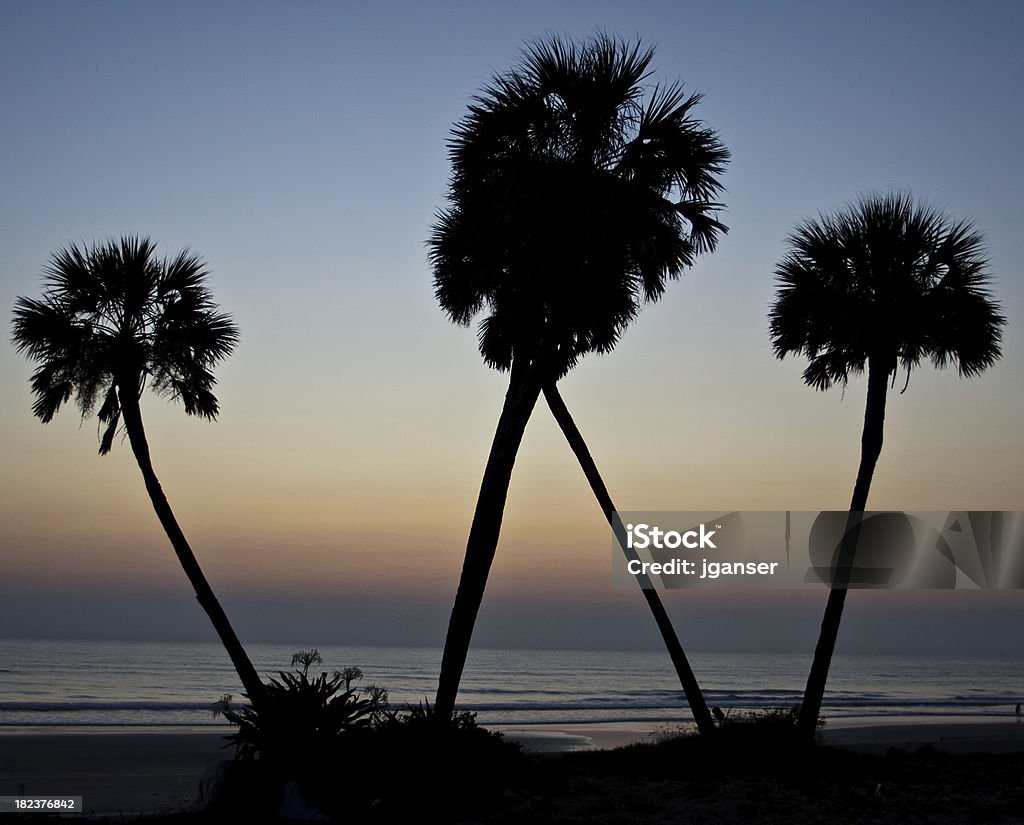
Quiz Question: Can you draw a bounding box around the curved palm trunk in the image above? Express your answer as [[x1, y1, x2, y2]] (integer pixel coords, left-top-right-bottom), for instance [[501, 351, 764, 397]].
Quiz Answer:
[[435, 360, 543, 719], [543, 383, 716, 736], [798, 356, 890, 738], [117, 385, 267, 709]]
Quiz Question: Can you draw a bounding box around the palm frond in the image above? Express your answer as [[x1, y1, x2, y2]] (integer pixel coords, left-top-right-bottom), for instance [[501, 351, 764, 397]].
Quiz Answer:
[[11, 237, 238, 451], [769, 192, 1005, 392], [430, 32, 728, 378]]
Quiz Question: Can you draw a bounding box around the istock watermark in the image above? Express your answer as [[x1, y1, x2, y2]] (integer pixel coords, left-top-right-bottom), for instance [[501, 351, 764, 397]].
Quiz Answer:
[[612, 511, 1024, 589], [624, 522, 719, 550]]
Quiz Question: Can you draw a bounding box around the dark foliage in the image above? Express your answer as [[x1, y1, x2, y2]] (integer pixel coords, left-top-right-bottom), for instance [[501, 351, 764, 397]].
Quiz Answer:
[[214, 659, 524, 822], [344, 701, 525, 820], [214, 657, 388, 767], [11, 236, 238, 453], [78, 746, 1024, 825], [429, 33, 729, 381], [642, 706, 824, 770], [769, 191, 1005, 391]]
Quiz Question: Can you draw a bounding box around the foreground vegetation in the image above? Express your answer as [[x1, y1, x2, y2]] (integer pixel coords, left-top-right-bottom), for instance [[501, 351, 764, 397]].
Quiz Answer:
[[207, 651, 523, 821], [74, 732, 1024, 824], [192, 660, 1021, 823]]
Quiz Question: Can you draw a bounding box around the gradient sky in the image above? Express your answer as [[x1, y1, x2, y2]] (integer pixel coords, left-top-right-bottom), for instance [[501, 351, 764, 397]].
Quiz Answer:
[[1, 1, 1022, 654]]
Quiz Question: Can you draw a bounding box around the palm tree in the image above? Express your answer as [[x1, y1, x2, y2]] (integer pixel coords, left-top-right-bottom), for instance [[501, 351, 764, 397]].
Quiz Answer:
[[769, 192, 1006, 739], [12, 236, 267, 708], [429, 34, 729, 725], [544, 384, 716, 734]]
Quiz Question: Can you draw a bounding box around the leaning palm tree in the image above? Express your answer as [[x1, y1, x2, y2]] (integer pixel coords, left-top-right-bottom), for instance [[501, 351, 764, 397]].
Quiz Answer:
[[769, 192, 1006, 739], [543, 383, 717, 736], [12, 236, 266, 708], [429, 34, 729, 728]]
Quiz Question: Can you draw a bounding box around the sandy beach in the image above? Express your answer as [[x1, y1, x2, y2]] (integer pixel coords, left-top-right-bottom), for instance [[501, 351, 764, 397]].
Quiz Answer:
[[2, 718, 1023, 816], [504, 716, 1024, 753], [0, 729, 229, 816], [823, 717, 1024, 754]]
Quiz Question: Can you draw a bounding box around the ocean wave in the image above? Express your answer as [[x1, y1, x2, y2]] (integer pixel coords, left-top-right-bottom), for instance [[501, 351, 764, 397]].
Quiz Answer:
[[0, 700, 229, 713], [475, 709, 1016, 726], [455, 694, 1015, 713], [0, 690, 1016, 717]]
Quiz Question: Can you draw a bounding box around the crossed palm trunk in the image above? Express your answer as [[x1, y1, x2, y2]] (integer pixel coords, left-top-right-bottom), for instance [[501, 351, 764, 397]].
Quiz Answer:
[[434, 365, 716, 735], [543, 383, 716, 736], [431, 34, 731, 727], [435, 359, 543, 720], [797, 356, 890, 738], [117, 379, 268, 710]]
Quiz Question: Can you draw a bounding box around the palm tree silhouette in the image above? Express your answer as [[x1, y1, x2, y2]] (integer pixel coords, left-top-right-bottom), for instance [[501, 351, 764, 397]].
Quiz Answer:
[[429, 34, 729, 725], [769, 192, 1006, 738], [544, 384, 716, 734], [12, 237, 267, 708]]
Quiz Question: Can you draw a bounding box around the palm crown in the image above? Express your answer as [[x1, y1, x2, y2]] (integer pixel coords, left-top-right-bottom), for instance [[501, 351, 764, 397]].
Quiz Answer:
[[429, 34, 729, 379], [769, 192, 1005, 390], [12, 236, 238, 454]]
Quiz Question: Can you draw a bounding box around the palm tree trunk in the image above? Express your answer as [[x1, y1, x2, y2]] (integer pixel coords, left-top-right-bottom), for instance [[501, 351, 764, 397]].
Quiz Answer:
[[798, 355, 890, 738], [116, 385, 267, 709], [435, 359, 543, 720], [543, 383, 717, 736]]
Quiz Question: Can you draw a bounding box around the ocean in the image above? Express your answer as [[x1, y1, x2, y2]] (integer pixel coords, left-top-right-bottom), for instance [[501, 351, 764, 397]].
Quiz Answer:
[[0, 638, 1021, 730]]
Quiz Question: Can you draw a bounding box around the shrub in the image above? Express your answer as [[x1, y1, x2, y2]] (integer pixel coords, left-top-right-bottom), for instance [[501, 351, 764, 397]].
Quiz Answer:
[[213, 654, 525, 819], [213, 649, 388, 769], [345, 699, 525, 819]]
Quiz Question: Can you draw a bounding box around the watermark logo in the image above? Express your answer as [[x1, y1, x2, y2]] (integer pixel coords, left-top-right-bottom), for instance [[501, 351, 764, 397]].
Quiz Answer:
[[612, 511, 1024, 590], [625, 522, 718, 550]]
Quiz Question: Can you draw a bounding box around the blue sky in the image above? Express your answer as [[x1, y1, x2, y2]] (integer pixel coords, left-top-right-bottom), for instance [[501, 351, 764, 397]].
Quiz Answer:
[[1, 1, 1021, 651]]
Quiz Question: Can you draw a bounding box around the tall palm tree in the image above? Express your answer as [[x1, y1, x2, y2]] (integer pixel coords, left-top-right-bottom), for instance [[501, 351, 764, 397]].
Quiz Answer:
[[769, 192, 1006, 739], [12, 236, 266, 708], [429, 34, 729, 725], [544, 383, 716, 734]]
